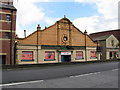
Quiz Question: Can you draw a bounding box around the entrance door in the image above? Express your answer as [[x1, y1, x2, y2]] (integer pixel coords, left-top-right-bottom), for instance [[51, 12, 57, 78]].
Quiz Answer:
[[0, 55, 6, 64], [61, 55, 71, 62]]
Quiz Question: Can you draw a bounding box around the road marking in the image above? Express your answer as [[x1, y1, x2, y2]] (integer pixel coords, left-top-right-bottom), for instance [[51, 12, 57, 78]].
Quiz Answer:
[[112, 69, 119, 71], [69, 72, 101, 78], [0, 80, 44, 87]]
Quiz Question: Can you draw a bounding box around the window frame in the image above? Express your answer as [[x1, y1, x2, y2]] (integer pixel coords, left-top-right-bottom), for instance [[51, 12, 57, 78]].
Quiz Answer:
[[0, 13, 2, 20], [6, 14, 11, 21], [44, 51, 55, 61], [75, 51, 84, 60], [111, 40, 114, 47], [21, 51, 34, 62], [90, 51, 97, 59], [5, 32, 11, 39]]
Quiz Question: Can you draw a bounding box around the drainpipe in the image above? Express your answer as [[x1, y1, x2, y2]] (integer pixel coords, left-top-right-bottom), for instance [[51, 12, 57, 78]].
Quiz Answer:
[[57, 21, 60, 63], [97, 40, 99, 60], [10, 10, 13, 65], [37, 24, 41, 64]]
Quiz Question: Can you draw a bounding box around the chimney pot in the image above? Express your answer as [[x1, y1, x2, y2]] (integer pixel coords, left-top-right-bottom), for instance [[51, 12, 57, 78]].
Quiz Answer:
[[24, 30, 26, 38]]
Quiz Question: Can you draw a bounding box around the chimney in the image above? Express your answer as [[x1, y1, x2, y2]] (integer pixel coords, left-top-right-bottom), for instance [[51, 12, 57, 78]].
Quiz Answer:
[[64, 15, 66, 18], [24, 30, 26, 38], [37, 24, 41, 31], [15, 34, 18, 38]]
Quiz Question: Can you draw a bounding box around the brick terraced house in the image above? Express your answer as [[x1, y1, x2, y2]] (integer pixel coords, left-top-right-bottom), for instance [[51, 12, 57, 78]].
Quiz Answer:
[[0, 0, 17, 65], [16, 17, 100, 64]]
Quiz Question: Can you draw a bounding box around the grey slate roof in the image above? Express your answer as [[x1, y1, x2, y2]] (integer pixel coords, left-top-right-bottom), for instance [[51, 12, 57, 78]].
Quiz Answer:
[[0, 3, 17, 11], [92, 34, 112, 41]]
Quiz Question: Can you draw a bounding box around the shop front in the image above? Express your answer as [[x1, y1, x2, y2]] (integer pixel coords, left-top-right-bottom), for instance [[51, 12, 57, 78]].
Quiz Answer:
[[106, 48, 120, 59], [109, 51, 119, 59]]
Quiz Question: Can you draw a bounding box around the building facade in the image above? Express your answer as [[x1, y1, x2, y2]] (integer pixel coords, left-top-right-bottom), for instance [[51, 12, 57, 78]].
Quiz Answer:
[[16, 17, 100, 64], [0, 0, 17, 64], [91, 34, 120, 60]]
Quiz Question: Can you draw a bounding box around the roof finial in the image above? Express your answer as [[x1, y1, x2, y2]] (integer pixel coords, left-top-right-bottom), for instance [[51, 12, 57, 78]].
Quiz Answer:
[[45, 26, 47, 29], [64, 15, 66, 18], [84, 29, 87, 34], [37, 24, 41, 30]]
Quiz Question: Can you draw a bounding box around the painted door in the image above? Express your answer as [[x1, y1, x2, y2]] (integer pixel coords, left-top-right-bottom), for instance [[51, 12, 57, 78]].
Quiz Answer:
[[61, 55, 65, 62]]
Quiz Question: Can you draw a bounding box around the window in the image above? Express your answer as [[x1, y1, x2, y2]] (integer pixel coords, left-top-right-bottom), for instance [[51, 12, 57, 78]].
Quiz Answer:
[[111, 40, 114, 47], [0, 13, 2, 20], [21, 51, 34, 61], [90, 51, 97, 59], [5, 32, 11, 39], [63, 36, 68, 41], [6, 14, 11, 21], [76, 51, 84, 59], [45, 51, 55, 61]]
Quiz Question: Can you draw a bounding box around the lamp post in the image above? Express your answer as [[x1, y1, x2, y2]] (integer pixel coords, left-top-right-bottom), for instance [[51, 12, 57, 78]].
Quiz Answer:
[[84, 30, 87, 61]]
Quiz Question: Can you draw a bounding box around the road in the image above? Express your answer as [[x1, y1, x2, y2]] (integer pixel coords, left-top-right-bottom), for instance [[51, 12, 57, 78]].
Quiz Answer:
[[1, 61, 119, 88]]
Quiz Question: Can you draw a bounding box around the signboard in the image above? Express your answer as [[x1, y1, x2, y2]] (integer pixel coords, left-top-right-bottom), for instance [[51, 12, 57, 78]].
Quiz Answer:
[[45, 51, 55, 60], [21, 51, 33, 61], [76, 51, 84, 59], [61, 51, 71, 55]]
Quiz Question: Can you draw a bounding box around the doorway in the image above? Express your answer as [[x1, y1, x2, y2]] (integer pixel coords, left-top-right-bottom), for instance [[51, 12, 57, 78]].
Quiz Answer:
[[61, 55, 71, 62], [0, 55, 6, 64]]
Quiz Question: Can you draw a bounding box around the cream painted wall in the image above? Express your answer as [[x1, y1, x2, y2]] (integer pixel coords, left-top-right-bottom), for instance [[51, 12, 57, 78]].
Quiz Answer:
[[106, 35, 119, 48], [16, 45, 99, 64], [86, 47, 98, 61], [17, 49, 38, 64]]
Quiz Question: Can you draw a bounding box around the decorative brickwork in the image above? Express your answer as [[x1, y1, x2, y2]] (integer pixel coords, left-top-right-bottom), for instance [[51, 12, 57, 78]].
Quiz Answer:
[[17, 17, 98, 47]]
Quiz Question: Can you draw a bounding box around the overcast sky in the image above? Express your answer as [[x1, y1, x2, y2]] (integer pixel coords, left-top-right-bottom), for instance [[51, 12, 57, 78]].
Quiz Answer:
[[13, 0, 119, 38]]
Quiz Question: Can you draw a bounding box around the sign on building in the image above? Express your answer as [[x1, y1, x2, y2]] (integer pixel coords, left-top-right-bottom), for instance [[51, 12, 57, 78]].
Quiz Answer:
[[61, 51, 71, 55]]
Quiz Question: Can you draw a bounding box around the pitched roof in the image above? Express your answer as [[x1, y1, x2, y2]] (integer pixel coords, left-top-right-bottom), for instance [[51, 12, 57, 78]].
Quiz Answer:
[[92, 34, 111, 41], [90, 29, 120, 42]]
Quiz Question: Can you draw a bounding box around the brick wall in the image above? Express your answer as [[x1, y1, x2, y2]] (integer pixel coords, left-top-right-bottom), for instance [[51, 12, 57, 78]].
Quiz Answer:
[[17, 18, 98, 47], [0, 3, 17, 64]]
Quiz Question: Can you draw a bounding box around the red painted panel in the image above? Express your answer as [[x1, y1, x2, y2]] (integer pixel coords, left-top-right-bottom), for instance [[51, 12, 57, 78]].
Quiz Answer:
[[45, 51, 55, 60], [22, 51, 33, 60], [90, 51, 97, 58]]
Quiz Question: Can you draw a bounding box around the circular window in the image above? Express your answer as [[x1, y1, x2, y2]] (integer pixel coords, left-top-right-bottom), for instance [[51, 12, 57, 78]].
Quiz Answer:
[[63, 36, 68, 41]]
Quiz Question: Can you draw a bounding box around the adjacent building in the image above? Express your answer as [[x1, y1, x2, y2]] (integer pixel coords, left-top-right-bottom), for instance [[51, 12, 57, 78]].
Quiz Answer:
[[90, 33, 120, 60], [0, 0, 17, 64], [16, 17, 99, 64]]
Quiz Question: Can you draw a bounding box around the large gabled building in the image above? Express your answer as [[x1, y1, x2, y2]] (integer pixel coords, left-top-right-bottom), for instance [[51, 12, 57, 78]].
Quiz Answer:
[[16, 17, 100, 64], [0, 0, 17, 65]]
